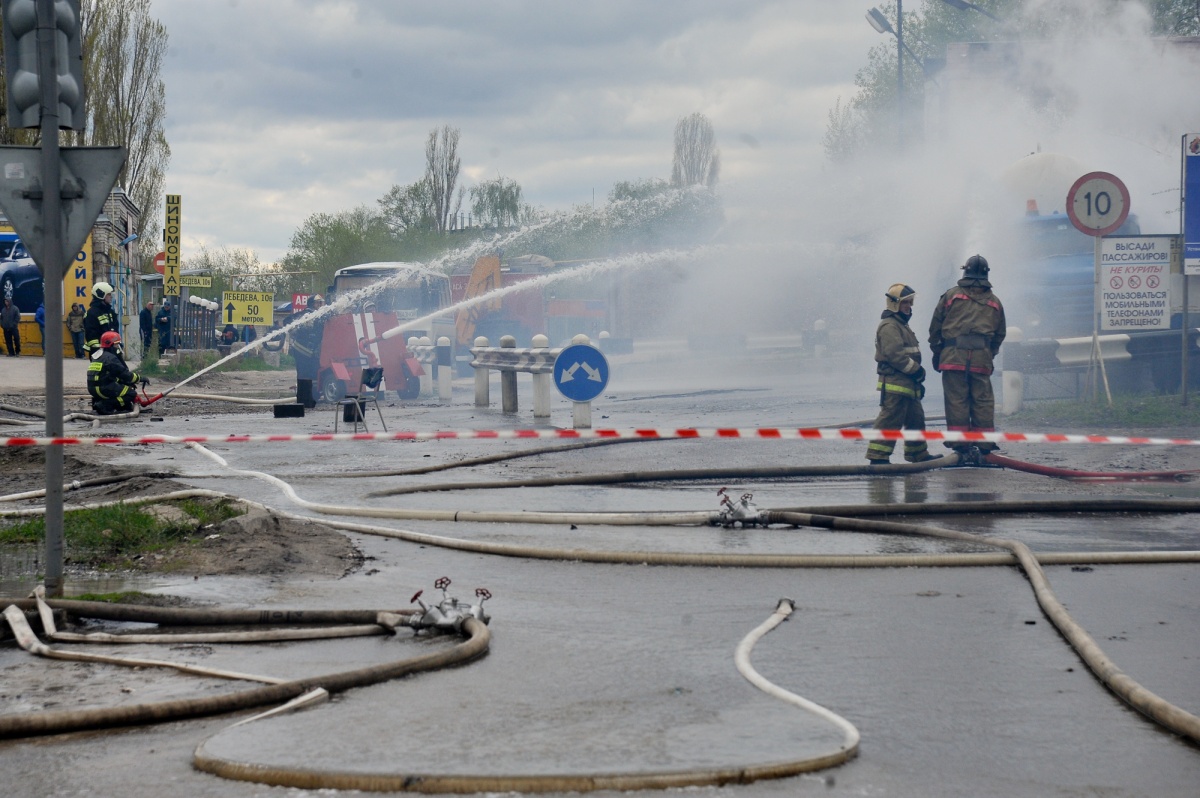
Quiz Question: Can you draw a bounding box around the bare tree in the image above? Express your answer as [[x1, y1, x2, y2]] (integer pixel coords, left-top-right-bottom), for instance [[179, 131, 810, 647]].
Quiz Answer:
[[425, 125, 462, 232], [470, 175, 523, 228], [79, 0, 170, 257], [670, 112, 720, 188]]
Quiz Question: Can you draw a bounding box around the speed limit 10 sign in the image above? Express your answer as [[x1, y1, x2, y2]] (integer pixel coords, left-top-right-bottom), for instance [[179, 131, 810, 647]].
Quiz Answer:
[[1066, 171, 1131, 237]]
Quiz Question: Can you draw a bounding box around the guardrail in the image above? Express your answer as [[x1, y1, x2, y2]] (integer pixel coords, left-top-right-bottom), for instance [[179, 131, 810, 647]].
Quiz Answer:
[[1001, 328, 1200, 409], [469, 334, 564, 420], [406, 336, 453, 400]]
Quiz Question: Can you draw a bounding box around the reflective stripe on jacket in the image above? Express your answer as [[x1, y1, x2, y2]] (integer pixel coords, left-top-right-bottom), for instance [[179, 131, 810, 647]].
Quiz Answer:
[[928, 283, 1006, 375], [87, 349, 141, 400], [874, 311, 921, 395]]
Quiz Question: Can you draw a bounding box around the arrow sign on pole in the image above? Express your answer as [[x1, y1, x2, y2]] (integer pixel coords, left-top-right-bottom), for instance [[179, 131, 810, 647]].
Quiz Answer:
[[0, 145, 126, 269], [553, 343, 610, 401], [225, 302, 236, 323]]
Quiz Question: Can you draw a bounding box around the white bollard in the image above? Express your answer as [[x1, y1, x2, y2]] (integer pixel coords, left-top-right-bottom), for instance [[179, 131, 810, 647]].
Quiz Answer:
[[419, 336, 433, 397], [999, 326, 1024, 416], [500, 335, 518, 414], [531, 333, 551, 419], [436, 336, 452, 402], [474, 336, 490, 407]]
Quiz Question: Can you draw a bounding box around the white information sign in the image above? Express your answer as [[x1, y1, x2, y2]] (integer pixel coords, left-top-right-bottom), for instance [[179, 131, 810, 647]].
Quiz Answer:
[[1100, 236, 1172, 331]]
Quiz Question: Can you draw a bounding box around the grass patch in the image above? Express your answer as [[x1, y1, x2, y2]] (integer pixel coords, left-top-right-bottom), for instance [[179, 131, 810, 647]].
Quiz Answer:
[[1007, 394, 1200, 429], [0, 498, 245, 568]]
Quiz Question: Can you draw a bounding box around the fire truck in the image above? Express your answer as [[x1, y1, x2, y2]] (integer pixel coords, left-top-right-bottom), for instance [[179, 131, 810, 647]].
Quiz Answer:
[[451, 254, 608, 350], [307, 262, 453, 402]]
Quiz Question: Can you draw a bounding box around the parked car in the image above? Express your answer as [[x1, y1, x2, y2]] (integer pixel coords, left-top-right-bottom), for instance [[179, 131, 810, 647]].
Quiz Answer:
[[0, 233, 41, 312]]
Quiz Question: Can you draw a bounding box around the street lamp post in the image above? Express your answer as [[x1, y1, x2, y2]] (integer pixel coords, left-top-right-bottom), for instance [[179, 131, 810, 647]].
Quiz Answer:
[[866, 1, 906, 150]]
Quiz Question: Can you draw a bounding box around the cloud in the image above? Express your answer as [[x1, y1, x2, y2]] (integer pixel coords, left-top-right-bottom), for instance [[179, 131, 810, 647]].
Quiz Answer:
[[152, 0, 875, 261]]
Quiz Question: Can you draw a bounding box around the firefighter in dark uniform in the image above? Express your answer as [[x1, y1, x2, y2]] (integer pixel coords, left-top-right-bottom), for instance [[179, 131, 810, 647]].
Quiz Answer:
[[929, 255, 1006, 454], [87, 331, 147, 415], [289, 294, 325, 406], [867, 284, 939, 465], [83, 281, 119, 357]]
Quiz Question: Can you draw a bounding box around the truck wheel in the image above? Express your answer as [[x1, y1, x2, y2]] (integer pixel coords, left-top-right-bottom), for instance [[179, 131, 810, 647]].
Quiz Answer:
[[321, 375, 347, 403], [397, 362, 420, 400]]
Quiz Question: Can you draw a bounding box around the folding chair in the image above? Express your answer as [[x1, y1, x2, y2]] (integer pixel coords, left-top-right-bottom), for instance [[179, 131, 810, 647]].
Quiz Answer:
[[334, 366, 386, 432]]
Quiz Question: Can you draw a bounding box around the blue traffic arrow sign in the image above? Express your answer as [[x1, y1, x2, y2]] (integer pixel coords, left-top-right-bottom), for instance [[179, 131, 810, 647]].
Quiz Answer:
[[553, 343, 610, 402]]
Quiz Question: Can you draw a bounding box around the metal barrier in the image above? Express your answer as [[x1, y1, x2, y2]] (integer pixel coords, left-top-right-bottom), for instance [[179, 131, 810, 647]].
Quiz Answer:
[[469, 335, 562, 420]]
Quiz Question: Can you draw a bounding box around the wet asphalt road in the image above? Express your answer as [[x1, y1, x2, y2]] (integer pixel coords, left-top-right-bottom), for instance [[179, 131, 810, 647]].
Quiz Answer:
[[2, 348, 1199, 797]]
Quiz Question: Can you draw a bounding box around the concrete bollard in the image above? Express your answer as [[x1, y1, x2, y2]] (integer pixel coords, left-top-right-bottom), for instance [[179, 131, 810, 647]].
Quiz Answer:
[[1000, 326, 1025, 415], [500, 335, 518, 414], [531, 333, 551, 419], [436, 336, 452, 401], [474, 336, 490, 407], [418, 336, 433, 397]]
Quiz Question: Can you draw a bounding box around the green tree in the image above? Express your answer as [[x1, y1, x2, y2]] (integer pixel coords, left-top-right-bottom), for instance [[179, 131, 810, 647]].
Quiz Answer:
[[378, 179, 434, 234], [79, 0, 170, 256], [470, 175, 523, 228], [826, 0, 1197, 163], [425, 125, 462, 232], [280, 206, 397, 290], [670, 112, 720, 188]]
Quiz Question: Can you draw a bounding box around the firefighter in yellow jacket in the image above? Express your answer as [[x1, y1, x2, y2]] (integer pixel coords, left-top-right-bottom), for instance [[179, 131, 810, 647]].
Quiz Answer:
[[867, 284, 939, 465], [929, 255, 1006, 453]]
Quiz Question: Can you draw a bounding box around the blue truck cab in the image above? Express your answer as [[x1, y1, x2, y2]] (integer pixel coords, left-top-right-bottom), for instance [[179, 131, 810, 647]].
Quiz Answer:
[[1005, 211, 1141, 339]]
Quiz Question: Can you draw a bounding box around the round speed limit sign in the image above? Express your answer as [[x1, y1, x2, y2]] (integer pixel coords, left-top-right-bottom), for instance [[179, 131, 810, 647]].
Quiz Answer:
[[1066, 171, 1130, 237]]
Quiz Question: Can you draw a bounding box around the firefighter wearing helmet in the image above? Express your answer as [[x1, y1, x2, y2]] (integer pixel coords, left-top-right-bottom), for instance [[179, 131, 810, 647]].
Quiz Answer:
[[867, 283, 940, 465], [83, 281, 119, 356], [87, 331, 148, 415], [929, 255, 1007, 455]]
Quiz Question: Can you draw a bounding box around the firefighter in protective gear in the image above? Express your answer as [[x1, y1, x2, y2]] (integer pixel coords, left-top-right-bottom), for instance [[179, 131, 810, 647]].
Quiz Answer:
[[867, 284, 939, 464], [87, 332, 147, 415], [929, 255, 1006, 453], [289, 295, 326, 406], [83, 281, 119, 356]]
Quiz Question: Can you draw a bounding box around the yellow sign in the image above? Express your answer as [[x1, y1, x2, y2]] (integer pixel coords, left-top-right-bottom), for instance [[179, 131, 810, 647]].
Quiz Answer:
[[164, 194, 181, 295], [179, 275, 212, 287], [222, 291, 273, 325]]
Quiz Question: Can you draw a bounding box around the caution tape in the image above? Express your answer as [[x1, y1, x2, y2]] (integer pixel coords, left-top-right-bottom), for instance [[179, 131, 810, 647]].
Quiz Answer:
[[2, 428, 1199, 448]]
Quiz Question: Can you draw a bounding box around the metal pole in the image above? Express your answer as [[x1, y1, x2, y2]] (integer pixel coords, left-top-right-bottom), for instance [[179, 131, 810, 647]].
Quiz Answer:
[[37, 0, 66, 596], [897, 0, 904, 152], [1092, 234, 1113, 406], [1182, 134, 1189, 406]]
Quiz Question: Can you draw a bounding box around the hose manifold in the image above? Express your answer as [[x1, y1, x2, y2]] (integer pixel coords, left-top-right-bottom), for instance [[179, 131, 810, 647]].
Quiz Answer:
[[713, 487, 766, 528], [408, 577, 491, 632]]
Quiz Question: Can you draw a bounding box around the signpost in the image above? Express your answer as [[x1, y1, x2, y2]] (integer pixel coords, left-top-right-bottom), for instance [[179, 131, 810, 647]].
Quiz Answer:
[[163, 194, 181, 297], [554, 342, 609, 429], [1067, 171, 1131, 406], [1185, 134, 1200, 404]]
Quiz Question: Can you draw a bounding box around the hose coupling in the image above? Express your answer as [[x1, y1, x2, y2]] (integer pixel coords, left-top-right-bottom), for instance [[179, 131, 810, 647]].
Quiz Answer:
[[714, 487, 766, 528], [407, 577, 491, 632]]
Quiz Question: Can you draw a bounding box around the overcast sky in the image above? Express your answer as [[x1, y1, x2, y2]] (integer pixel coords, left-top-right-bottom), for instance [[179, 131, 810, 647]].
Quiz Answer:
[[150, 1, 879, 264]]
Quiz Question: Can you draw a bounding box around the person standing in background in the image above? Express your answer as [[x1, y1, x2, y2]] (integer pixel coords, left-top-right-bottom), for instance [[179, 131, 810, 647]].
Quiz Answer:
[[66, 303, 86, 358], [1, 297, 20, 357], [139, 300, 154, 354], [84, 282, 119, 356], [34, 302, 44, 352], [155, 300, 173, 356]]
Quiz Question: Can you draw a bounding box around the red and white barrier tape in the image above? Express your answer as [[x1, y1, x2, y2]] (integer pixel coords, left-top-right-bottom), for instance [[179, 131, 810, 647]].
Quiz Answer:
[[2, 428, 1199, 447]]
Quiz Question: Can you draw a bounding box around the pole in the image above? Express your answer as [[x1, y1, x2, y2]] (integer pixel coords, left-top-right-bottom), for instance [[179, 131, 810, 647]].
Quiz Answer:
[[1182, 134, 1189, 406], [37, 0, 66, 596], [1092, 234, 1113, 406], [896, 0, 904, 152]]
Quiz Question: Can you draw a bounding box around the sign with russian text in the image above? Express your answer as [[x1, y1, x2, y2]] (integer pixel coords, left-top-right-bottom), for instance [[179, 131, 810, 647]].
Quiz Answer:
[[1186, 135, 1200, 275], [222, 291, 273, 325], [164, 194, 181, 295], [1100, 236, 1172, 331]]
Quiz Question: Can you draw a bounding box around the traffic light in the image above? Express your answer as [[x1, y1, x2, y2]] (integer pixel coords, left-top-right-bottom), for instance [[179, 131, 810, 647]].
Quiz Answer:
[[2, 0, 84, 130]]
